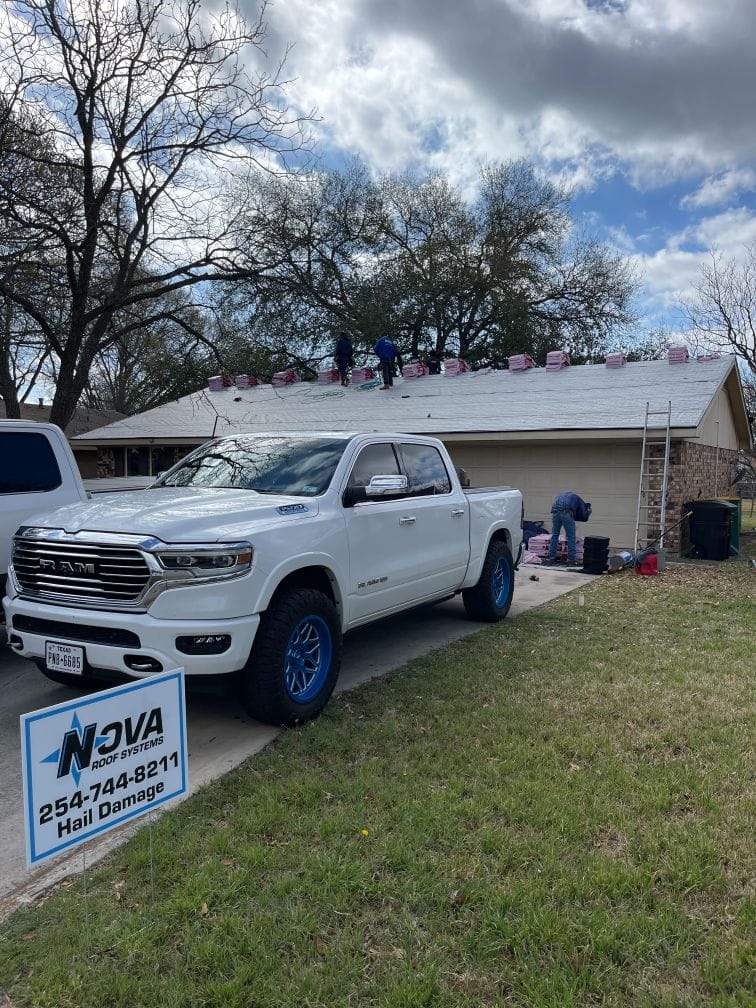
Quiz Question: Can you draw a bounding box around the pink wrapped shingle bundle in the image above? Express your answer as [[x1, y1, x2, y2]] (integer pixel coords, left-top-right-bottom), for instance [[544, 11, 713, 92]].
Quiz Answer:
[[508, 354, 535, 372], [208, 375, 233, 391], [443, 358, 469, 376], [350, 366, 375, 383], [667, 346, 689, 364], [317, 368, 341, 384], [234, 374, 260, 389], [545, 350, 570, 371], [272, 369, 300, 387], [527, 534, 551, 556], [696, 353, 721, 362], [526, 533, 584, 562], [523, 550, 542, 565], [604, 353, 626, 368], [402, 361, 428, 379]]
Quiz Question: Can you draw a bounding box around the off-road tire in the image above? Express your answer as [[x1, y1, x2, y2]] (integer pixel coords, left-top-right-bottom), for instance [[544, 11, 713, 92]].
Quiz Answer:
[[240, 588, 342, 726], [462, 540, 514, 622]]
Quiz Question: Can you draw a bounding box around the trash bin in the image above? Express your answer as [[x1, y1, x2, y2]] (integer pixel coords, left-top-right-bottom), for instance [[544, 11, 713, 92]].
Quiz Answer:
[[713, 496, 741, 555], [685, 500, 737, 561]]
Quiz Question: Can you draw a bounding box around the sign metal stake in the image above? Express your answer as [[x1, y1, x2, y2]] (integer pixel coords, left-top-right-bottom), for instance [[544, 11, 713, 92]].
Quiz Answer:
[[82, 847, 91, 959], [148, 810, 155, 904]]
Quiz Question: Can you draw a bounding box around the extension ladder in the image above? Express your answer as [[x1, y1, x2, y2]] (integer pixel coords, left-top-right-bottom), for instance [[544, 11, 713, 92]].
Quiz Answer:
[[634, 401, 672, 551]]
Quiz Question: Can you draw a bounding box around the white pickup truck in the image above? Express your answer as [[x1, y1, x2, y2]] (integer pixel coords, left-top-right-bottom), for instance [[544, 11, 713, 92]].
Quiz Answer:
[[0, 420, 89, 605], [4, 432, 523, 725]]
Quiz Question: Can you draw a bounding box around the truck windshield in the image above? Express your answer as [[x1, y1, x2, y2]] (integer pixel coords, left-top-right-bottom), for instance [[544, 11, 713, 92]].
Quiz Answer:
[[153, 436, 349, 497]]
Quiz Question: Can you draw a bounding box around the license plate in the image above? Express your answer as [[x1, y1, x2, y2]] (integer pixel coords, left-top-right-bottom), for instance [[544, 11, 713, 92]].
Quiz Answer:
[[45, 641, 85, 675]]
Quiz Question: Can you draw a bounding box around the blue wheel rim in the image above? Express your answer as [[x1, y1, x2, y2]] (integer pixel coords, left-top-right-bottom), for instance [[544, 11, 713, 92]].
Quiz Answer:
[[492, 555, 511, 608], [284, 615, 332, 703]]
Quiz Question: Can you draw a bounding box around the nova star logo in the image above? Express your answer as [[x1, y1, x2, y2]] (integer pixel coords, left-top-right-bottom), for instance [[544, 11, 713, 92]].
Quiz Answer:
[[41, 708, 165, 785]]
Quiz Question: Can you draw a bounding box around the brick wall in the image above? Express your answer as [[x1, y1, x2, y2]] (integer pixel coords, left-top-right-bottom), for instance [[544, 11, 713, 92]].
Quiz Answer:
[[647, 440, 738, 553]]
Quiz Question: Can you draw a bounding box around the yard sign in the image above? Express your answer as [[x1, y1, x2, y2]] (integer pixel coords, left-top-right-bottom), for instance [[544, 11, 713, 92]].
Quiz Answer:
[[20, 669, 188, 866]]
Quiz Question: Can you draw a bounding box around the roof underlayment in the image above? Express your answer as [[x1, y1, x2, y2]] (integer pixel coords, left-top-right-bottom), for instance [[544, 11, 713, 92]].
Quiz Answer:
[[73, 356, 740, 443]]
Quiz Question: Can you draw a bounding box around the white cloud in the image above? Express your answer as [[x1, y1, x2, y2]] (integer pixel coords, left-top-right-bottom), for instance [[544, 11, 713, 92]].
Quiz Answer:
[[681, 169, 756, 210]]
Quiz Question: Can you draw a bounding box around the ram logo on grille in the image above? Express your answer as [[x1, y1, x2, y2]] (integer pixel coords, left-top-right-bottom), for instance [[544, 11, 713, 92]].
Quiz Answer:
[[39, 559, 97, 576]]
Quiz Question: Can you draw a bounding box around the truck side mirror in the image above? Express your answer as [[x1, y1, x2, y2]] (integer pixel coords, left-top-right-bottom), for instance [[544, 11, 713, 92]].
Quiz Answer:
[[342, 474, 408, 508], [365, 474, 408, 497]]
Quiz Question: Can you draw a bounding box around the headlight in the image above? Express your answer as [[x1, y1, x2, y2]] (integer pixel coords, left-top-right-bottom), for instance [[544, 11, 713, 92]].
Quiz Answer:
[[153, 543, 253, 579]]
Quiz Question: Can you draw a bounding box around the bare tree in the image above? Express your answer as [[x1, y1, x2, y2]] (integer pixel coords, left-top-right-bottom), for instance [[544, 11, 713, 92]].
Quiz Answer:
[[0, 0, 307, 428], [248, 160, 637, 368], [683, 244, 756, 374]]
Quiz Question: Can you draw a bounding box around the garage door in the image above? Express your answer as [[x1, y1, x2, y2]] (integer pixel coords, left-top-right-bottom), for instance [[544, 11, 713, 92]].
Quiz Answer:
[[446, 440, 642, 549]]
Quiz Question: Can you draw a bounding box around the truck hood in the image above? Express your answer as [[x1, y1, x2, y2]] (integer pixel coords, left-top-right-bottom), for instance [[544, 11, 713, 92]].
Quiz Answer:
[[20, 488, 321, 543]]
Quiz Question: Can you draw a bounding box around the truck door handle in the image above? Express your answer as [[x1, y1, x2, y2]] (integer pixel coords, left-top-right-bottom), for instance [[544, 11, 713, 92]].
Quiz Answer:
[[399, 516, 416, 525], [451, 509, 465, 516]]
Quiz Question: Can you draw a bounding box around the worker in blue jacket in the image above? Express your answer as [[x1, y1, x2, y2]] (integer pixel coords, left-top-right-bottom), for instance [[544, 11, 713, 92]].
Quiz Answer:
[[542, 492, 592, 566], [374, 334, 398, 389]]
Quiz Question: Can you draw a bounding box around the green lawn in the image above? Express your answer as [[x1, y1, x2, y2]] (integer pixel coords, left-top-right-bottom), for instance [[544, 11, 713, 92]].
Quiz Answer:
[[1, 565, 754, 1008]]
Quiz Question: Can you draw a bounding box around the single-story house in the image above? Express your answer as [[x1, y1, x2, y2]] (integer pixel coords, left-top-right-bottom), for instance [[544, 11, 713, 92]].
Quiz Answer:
[[72, 354, 752, 551]]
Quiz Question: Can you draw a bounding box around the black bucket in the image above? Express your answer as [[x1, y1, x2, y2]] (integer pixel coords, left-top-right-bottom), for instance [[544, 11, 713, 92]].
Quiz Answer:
[[582, 535, 610, 573]]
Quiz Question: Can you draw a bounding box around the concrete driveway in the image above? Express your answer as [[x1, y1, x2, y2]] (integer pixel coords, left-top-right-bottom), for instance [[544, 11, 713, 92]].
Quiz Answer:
[[0, 566, 593, 918]]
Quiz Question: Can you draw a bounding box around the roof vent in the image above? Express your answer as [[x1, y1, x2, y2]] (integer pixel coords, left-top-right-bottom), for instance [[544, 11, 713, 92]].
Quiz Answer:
[[443, 358, 469, 376], [545, 350, 570, 371], [605, 352, 626, 368], [271, 369, 300, 387], [667, 346, 689, 364], [508, 354, 535, 373]]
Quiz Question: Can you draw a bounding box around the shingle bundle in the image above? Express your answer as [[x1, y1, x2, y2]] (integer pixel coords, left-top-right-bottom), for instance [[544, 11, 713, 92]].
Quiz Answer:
[[234, 374, 260, 389], [317, 368, 341, 384], [272, 369, 300, 387], [667, 346, 689, 364], [350, 366, 375, 383], [508, 354, 536, 372], [696, 353, 721, 362], [402, 361, 428, 379], [545, 350, 570, 371], [527, 533, 584, 563], [443, 358, 469, 376], [604, 353, 626, 368], [208, 375, 234, 391]]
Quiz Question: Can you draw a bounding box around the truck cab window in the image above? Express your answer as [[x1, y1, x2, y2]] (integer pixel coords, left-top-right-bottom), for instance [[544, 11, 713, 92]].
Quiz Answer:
[[344, 443, 401, 504], [0, 432, 62, 493], [400, 443, 452, 496]]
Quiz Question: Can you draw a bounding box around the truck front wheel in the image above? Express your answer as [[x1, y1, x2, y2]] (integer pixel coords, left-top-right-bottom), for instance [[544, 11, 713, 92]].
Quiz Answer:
[[239, 588, 342, 726], [462, 540, 514, 622]]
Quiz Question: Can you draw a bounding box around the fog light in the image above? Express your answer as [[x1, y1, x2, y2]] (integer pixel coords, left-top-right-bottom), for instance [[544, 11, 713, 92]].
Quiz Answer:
[[176, 634, 231, 655], [9, 634, 23, 650]]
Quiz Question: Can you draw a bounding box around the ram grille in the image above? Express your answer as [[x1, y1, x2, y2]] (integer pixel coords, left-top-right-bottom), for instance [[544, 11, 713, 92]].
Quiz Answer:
[[12, 539, 150, 603]]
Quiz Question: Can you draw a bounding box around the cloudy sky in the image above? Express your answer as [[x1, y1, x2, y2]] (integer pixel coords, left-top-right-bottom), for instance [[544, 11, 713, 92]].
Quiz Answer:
[[254, 0, 756, 337]]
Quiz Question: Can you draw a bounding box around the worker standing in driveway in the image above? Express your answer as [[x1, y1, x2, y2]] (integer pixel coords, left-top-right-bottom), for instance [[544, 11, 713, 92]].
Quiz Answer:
[[542, 491, 592, 566]]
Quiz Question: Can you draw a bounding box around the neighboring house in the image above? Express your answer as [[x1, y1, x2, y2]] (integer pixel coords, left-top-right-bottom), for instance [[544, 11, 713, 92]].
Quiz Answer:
[[71, 355, 751, 550], [0, 402, 125, 477]]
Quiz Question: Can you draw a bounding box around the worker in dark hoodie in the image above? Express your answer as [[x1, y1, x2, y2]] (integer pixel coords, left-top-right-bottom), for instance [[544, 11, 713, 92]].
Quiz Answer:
[[334, 332, 354, 386], [542, 491, 592, 566]]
